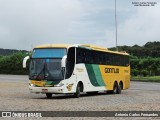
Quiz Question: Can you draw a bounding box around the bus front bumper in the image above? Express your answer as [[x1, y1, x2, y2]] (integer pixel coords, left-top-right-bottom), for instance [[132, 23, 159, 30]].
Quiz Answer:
[[29, 86, 66, 94]]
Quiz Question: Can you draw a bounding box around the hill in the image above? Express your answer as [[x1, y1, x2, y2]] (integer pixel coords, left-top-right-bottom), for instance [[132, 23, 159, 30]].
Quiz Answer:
[[0, 48, 28, 56], [109, 41, 160, 58]]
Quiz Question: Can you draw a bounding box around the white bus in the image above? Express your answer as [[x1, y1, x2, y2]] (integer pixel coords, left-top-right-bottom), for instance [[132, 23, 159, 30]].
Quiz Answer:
[[23, 44, 130, 98]]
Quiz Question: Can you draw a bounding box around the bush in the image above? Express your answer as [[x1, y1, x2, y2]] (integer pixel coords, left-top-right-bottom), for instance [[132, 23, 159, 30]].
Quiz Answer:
[[0, 52, 29, 75], [131, 57, 160, 76], [140, 69, 149, 77], [131, 69, 139, 76]]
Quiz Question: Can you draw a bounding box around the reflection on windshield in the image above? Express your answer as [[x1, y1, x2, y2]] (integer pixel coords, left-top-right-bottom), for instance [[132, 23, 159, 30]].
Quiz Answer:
[[29, 59, 64, 80]]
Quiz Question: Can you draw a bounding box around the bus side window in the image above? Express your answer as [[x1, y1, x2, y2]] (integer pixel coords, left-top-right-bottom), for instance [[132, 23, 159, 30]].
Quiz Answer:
[[81, 50, 86, 63], [105, 54, 109, 65], [77, 48, 82, 63], [119, 55, 123, 66], [123, 56, 126, 66], [89, 52, 92, 64], [116, 55, 119, 66], [66, 47, 75, 79], [86, 51, 91, 64], [101, 54, 105, 65], [99, 52, 104, 64], [126, 56, 129, 66], [109, 53, 112, 65], [93, 52, 98, 64]]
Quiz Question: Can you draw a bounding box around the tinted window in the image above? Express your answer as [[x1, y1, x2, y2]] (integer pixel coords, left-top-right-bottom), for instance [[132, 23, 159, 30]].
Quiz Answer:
[[76, 48, 129, 66], [65, 47, 75, 79]]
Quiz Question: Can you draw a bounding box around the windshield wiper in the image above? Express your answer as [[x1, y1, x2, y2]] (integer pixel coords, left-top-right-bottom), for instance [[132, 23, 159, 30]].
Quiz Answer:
[[35, 63, 45, 80], [45, 63, 64, 80]]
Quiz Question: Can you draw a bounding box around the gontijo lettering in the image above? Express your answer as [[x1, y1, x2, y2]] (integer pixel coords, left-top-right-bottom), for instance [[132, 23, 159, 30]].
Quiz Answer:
[[105, 68, 119, 73]]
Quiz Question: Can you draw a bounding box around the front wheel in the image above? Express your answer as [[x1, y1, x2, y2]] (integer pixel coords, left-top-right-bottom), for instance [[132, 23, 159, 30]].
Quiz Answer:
[[46, 93, 52, 98], [74, 84, 80, 98]]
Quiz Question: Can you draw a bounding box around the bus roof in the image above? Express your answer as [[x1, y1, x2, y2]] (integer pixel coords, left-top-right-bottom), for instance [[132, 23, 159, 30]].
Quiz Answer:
[[79, 44, 129, 56], [35, 44, 70, 49], [34, 44, 129, 55]]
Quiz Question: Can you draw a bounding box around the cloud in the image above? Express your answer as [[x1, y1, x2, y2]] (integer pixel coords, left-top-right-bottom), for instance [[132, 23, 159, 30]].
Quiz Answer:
[[119, 3, 160, 45], [0, 0, 159, 50], [106, 1, 160, 47], [0, 0, 84, 50], [66, 0, 138, 48]]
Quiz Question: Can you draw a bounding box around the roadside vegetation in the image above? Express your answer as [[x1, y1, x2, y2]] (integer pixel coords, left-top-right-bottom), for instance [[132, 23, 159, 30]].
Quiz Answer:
[[131, 76, 160, 82], [130, 57, 160, 77], [0, 52, 29, 75], [110, 41, 160, 82]]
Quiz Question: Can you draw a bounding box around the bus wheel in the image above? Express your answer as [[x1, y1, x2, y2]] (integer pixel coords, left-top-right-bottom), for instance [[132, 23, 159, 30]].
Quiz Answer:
[[46, 93, 52, 98], [112, 82, 118, 94], [74, 83, 80, 98], [117, 85, 121, 94], [119, 82, 123, 90]]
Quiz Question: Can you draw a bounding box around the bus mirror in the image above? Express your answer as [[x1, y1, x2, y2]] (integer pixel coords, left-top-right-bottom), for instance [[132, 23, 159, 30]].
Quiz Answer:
[[61, 55, 67, 68], [23, 56, 30, 68]]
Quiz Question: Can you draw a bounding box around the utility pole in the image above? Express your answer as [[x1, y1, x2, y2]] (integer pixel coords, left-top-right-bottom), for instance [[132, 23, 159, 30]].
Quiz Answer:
[[115, 0, 118, 51]]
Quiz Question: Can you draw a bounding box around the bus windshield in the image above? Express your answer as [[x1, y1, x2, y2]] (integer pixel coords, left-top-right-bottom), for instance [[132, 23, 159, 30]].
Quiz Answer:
[[29, 48, 66, 80], [32, 48, 66, 58], [29, 59, 64, 80]]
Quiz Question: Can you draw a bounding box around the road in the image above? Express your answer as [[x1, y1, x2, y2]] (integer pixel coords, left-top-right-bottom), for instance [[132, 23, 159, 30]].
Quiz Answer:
[[0, 74, 160, 113]]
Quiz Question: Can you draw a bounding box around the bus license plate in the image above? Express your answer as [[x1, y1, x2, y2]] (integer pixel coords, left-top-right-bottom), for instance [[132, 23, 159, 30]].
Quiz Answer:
[[42, 89, 48, 92]]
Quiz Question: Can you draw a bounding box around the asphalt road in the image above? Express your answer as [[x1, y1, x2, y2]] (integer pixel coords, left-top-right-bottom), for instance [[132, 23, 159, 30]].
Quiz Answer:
[[0, 74, 160, 119]]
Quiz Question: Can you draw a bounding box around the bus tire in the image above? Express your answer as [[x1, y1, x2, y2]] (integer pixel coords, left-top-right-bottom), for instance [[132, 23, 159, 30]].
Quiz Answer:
[[119, 81, 123, 90], [117, 85, 121, 94], [112, 82, 118, 94], [74, 83, 80, 98], [46, 93, 52, 98]]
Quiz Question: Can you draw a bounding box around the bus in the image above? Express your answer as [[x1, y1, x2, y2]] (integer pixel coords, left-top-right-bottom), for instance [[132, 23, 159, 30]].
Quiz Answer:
[[23, 44, 130, 98]]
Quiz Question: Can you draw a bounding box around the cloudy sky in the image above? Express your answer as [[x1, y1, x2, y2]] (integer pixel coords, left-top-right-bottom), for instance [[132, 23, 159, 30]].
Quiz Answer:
[[0, 0, 159, 50]]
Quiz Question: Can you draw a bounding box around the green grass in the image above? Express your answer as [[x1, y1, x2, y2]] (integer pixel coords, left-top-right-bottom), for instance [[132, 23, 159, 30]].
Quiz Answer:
[[131, 76, 160, 82]]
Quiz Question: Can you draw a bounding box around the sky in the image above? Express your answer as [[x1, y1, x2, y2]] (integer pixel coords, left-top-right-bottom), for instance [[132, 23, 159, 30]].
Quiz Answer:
[[0, 0, 160, 50]]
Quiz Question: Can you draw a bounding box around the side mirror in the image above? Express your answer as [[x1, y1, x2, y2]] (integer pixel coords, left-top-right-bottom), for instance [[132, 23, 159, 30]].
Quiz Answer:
[[61, 55, 67, 68], [23, 56, 30, 68]]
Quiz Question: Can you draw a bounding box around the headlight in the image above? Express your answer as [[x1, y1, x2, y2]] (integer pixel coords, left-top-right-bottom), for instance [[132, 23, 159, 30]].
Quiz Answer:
[[29, 83, 35, 87]]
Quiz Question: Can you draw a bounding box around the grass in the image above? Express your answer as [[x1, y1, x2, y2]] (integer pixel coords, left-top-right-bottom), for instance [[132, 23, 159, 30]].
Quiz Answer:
[[131, 76, 160, 82]]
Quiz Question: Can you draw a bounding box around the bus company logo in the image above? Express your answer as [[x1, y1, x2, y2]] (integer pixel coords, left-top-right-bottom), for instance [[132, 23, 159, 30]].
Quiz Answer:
[[2, 112, 11, 117], [105, 68, 119, 74]]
